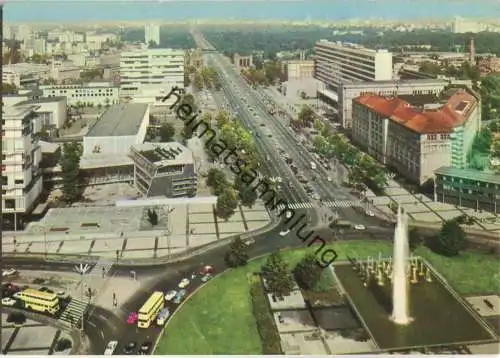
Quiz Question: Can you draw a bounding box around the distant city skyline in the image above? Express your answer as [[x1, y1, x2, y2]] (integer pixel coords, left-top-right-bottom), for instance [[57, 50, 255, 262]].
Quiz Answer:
[[3, 0, 499, 22]]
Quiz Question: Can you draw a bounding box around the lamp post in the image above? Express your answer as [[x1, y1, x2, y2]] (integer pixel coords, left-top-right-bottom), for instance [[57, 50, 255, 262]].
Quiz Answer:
[[43, 227, 48, 260]]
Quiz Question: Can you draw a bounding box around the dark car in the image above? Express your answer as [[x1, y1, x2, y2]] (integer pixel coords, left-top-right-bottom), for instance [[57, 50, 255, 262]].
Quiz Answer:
[[123, 342, 137, 354], [139, 341, 152, 355]]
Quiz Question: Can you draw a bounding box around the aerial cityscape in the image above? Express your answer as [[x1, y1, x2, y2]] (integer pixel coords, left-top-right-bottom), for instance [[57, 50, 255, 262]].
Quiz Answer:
[[1, 0, 499, 356]]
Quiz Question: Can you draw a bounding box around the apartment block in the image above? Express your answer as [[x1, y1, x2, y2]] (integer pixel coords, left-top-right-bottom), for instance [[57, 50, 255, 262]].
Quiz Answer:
[[40, 82, 119, 107], [351, 89, 480, 185], [120, 48, 185, 104], [130, 142, 197, 198], [2, 105, 43, 227]]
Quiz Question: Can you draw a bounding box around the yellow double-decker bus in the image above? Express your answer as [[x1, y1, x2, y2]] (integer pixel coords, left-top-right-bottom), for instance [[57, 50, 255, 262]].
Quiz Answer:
[[13, 288, 60, 315], [138, 291, 164, 328]]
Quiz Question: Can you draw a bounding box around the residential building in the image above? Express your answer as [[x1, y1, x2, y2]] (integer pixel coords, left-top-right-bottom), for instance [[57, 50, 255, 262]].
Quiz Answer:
[[314, 40, 393, 92], [120, 48, 185, 104], [130, 142, 197, 197], [434, 167, 499, 214], [452, 17, 486, 34], [40, 82, 120, 107], [2, 63, 50, 87], [285, 60, 315, 80], [144, 24, 160, 45], [334, 79, 460, 129], [351, 89, 479, 185], [83, 103, 149, 157], [50, 63, 81, 83], [2, 105, 43, 229]]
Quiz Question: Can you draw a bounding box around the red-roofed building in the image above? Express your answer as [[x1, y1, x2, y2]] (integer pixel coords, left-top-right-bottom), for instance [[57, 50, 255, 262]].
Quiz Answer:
[[352, 89, 481, 184]]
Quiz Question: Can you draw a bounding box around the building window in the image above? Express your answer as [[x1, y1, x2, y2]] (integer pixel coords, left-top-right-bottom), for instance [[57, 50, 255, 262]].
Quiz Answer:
[[5, 199, 15, 210]]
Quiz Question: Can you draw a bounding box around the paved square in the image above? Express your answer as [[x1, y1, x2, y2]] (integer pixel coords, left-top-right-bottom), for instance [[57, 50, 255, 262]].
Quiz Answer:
[[188, 204, 214, 213], [190, 223, 216, 235], [126, 238, 155, 251], [385, 187, 408, 196], [425, 201, 457, 212], [10, 325, 58, 350], [188, 235, 218, 247], [391, 195, 419, 204], [59, 240, 91, 254], [188, 213, 215, 223], [92, 239, 124, 253], [243, 211, 270, 221], [409, 212, 442, 222], [437, 210, 463, 221], [217, 221, 245, 234], [466, 295, 500, 317], [401, 203, 428, 214]]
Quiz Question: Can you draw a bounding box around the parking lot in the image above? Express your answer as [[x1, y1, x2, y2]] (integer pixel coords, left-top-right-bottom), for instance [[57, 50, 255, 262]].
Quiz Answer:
[[1, 313, 73, 355]]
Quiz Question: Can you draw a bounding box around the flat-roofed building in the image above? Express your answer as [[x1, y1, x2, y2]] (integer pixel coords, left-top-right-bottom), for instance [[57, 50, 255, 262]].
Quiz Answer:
[[14, 96, 67, 129], [2, 63, 50, 87], [285, 60, 315, 80], [130, 142, 196, 198], [40, 82, 119, 107], [83, 103, 149, 157], [434, 167, 499, 214], [352, 89, 480, 185]]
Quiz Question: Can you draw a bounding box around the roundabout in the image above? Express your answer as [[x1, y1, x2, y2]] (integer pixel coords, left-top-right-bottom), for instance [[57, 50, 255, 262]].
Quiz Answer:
[[154, 240, 500, 355]]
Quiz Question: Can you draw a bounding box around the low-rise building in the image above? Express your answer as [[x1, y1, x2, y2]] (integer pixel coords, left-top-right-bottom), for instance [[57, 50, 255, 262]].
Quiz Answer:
[[83, 103, 149, 157], [14, 96, 67, 129], [434, 167, 499, 214], [352, 89, 480, 185], [2, 63, 50, 87], [2, 105, 43, 229], [284, 60, 315, 80], [40, 82, 119, 107], [130, 142, 197, 198]]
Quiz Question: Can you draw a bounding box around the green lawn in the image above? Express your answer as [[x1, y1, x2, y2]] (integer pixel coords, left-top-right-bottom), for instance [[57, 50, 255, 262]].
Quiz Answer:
[[155, 241, 499, 355]]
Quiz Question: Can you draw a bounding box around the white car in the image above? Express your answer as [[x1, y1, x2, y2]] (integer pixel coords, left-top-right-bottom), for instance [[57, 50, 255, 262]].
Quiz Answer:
[[327, 176, 332, 182], [165, 290, 178, 301], [285, 211, 293, 219], [1, 298, 16, 307], [312, 193, 320, 200], [178, 278, 190, 289], [354, 224, 366, 230], [244, 238, 256, 246], [2, 268, 17, 277], [279, 229, 290, 237], [104, 341, 118, 355], [365, 210, 375, 217]]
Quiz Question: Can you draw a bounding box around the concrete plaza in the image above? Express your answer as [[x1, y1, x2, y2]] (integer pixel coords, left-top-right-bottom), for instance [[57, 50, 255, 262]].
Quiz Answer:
[[2, 198, 271, 259]]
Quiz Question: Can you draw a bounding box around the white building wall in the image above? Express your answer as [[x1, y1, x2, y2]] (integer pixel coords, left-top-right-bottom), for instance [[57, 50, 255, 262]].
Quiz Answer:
[[41, 84, 120, 106], [83, 135, 137, 156], [145, 24, 160, 45]]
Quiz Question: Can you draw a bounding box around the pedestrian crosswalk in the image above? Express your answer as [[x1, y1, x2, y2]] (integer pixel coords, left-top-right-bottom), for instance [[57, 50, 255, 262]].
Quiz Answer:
[[86, 258, 114, 278], [276, 200, 366, 211], [59, 298, 89, 325]]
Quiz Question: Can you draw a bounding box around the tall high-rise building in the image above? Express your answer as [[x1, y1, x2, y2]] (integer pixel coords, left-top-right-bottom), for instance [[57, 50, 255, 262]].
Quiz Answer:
[[314, 40, 393, 92], [1, 105, 43, 229], [120, 48, 185, 103], [145, 24, 160, 46]]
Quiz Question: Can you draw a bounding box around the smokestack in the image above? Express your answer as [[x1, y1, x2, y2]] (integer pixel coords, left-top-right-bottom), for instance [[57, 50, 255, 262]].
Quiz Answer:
[[469, 37, 476, 64]]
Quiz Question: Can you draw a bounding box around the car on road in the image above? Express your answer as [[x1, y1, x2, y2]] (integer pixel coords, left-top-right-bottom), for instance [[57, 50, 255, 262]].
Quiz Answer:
[[139, 342, 153, 355], [327, 176, 332, 182], [285, 210, 293, 219], [2, 298, 16, 306], [127, 312, 138, 325], [173, 289, 187, 304], [178, 278, 190, 289], [312, 193, 320, 200], [164, 290, 177, 301], [354, 224, 366, 230], [57, 291, 69, 299], [279, 229, 290, 237], [365, 210, 375, 217], [201, 274, 212, 282], [200, 265, 214, 275], [244, 238, 255, 246], [2, 268, 17, 277], [104, 341, 118, 355], [123, 342, 137, 355]]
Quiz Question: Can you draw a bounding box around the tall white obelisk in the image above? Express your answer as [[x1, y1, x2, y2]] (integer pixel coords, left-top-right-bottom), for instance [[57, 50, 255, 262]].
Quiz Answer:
[[391, 206, 411, 325]]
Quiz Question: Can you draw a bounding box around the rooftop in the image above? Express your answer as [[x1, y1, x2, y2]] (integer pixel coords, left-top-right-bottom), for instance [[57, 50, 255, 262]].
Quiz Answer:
[[14, 96, 66, 106], [342, 79, 448, 88], [132, 142, 194, 166], [435, 166, 500, 185], [86, 103, 148, 137], [354, 89, 477, 134], [3, 63, 49, 74]]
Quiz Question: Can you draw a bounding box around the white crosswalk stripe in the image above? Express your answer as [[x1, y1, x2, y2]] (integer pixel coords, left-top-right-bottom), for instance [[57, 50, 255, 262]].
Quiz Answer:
[[59, 298, 89, 324], [275, 200, 366, 212], [87, 258, 114, 278]]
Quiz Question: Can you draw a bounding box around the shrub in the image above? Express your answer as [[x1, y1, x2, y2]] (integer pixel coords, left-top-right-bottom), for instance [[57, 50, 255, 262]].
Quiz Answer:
[[249, 282, 282, 354], [55, 338, 72, 352], [6, 312, 26, 325]]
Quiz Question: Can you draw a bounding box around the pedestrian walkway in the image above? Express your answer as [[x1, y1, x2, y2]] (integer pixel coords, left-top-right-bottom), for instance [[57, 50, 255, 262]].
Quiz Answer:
[[276, 200, 365, 211], [86, 258, 114, 278], [59, 298, 89, 325]]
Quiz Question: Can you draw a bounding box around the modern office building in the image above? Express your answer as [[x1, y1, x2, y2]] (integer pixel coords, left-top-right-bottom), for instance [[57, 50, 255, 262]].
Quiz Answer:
[[40, 82, 120, 107], [333, 79, 455, 128], [1, 105, 43, 229], [83, 103, 149, 157], [130, 142, 197, 197], [314, 40, 393, 91], [351, 89, 480, 185], [120, 48, 185, 104], [144, 24, 160, 46], [434, 167, 499, 214]]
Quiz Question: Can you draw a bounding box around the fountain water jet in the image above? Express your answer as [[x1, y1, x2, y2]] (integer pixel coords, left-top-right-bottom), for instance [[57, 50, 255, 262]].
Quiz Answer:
[[391, 206, 412, 325]]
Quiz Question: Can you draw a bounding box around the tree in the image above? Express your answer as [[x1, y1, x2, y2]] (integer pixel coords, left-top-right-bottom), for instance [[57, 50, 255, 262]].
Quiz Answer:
[[60, 142, 82, 203], [297, 105, 315, 127], [159, 123, 175, 142], [147, 208, 158, 226], [432, 219, 467, 257], [206, 168, 228, 195], [224, 236, 249, 267], [238, 185, 258, 207], [261, 252, 294, 298], [216, 188, 239, 220], [293, 253, 322, 290], [408, 227, 423, 251]]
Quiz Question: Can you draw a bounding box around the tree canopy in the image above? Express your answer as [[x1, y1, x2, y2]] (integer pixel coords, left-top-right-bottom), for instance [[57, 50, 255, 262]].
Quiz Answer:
[[432, 219, 467, 257], [261, 252, 294, 298]]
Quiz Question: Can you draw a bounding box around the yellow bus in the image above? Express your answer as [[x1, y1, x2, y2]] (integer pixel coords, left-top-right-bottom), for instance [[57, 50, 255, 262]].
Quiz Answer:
[[137, 291, 164, 328], [13, 288, 60, 315]]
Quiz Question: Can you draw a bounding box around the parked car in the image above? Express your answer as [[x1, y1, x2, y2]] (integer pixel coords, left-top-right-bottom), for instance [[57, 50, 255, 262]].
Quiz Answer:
[[201, 274, 212, 282], [173, 289, 187, 304], [123, 342, 137, 355], [139, 342, 153, 355], [1, 298, 16, 306], [104, 341, 118, 355], [279, 229, 290, 237], [127, 312, 138, 325], [178, 278, 190, 289], [164, 290, 177, 301], [354, 224, 366, 230], [2, 268, 17, 277]]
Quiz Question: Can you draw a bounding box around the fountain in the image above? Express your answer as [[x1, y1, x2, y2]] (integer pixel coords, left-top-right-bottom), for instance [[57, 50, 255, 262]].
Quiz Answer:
[[390, 206, 412, 325]]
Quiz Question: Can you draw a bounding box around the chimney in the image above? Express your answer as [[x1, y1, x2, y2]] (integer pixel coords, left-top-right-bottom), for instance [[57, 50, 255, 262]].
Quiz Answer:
[[469, 37, 476, 64]]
